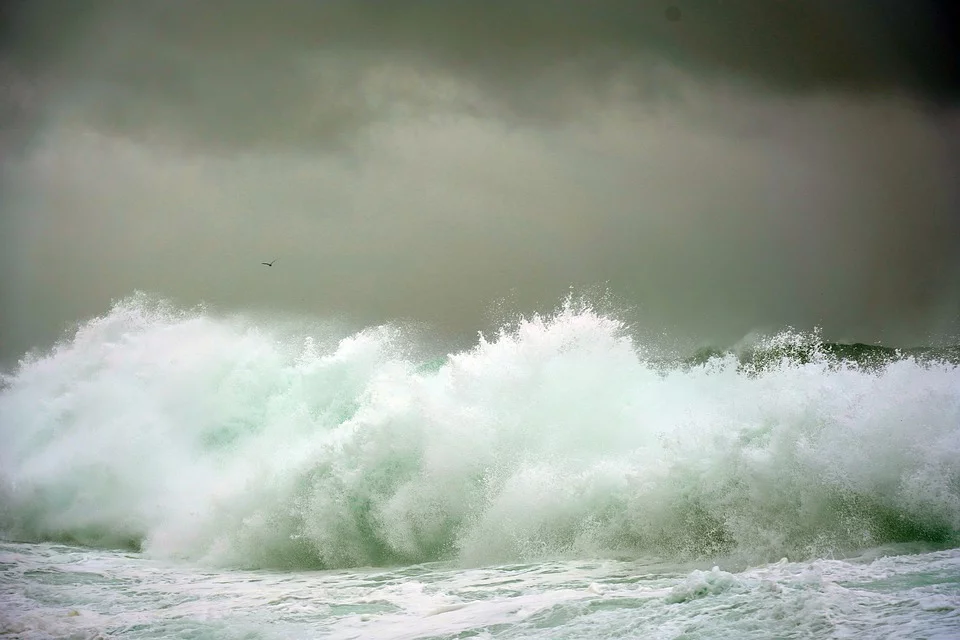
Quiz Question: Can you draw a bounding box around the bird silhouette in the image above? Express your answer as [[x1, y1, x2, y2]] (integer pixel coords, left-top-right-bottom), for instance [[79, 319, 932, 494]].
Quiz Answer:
[[261, 259, 277, 267]]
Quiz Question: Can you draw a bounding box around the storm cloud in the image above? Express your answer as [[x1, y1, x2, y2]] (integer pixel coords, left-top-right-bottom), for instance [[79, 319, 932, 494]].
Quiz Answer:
[[1, 0, 958, 362]]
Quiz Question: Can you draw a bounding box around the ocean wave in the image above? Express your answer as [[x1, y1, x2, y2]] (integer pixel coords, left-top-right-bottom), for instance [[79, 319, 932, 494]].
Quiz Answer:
[[1, 293, 958, 570]]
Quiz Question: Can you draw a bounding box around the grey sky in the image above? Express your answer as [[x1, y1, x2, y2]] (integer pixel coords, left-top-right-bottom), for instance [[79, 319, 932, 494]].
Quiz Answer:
[[1, 1, 958, 363]]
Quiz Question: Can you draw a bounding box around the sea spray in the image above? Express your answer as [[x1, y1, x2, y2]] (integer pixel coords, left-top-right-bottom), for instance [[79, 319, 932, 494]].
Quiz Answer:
[[1, 293, 958, 570]]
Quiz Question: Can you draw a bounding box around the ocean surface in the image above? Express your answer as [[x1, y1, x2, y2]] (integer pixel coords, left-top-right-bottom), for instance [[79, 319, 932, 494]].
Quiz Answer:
[[2, 294, 959, 639]]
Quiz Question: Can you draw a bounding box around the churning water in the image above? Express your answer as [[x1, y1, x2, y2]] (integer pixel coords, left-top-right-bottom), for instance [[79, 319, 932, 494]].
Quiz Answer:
[[2, 293, 958, 638]]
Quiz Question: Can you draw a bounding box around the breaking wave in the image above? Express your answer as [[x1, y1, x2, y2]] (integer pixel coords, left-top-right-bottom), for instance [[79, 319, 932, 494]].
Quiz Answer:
[[1, 293, 958, 570]]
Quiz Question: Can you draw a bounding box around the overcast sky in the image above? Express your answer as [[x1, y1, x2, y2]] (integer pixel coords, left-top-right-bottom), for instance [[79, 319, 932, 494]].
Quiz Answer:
[[1, 0, 958, 363]]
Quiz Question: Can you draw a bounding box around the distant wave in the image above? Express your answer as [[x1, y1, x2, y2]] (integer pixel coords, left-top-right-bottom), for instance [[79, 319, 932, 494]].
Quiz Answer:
[[681, 334, 960, 372], [1, 292, 958, 570]]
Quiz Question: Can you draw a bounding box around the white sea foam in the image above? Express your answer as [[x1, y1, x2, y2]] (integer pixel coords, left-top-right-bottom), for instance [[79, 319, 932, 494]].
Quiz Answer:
[[1, 293, 958, 570]]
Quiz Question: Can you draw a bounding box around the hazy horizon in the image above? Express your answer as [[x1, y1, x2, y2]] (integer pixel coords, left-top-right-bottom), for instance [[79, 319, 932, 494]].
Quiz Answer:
[[2, 0, 959, 364]]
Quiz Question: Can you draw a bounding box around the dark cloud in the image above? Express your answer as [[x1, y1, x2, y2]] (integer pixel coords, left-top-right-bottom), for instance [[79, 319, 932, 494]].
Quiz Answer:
[[2, 1, 957, 151], [0, 1, 958, 363]]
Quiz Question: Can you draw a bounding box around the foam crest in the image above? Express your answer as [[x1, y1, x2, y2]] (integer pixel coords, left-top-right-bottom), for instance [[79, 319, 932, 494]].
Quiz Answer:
[[1, 294, 958, 569]]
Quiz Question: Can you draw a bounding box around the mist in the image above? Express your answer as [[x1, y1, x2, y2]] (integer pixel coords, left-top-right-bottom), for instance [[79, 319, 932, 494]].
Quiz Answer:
[[1, 0, 958, 363]]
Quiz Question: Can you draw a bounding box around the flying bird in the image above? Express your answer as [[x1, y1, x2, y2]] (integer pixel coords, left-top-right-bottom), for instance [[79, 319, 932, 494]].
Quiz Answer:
[[261, 259, 277, 267]]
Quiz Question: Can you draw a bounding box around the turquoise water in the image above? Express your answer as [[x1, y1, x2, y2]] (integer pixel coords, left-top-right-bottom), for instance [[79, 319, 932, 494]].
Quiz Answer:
[[2, 542, 958, 638], [1, 293, 959, 638]]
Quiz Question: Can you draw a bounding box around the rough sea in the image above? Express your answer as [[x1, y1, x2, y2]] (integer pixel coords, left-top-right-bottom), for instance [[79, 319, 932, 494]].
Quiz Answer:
[[2, 294, 959, 639]]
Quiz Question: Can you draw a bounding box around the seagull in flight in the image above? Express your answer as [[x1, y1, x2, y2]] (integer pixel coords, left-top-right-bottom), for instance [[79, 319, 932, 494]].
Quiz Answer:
[[261, 259, 277, 267]]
